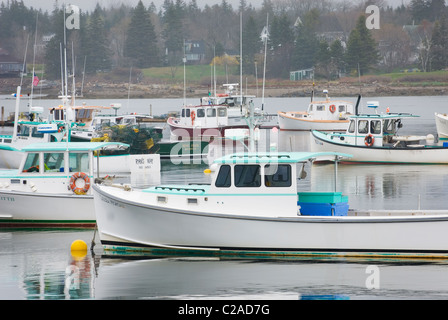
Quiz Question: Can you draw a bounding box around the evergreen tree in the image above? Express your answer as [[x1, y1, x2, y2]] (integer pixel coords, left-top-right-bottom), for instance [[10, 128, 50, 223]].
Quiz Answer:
[[345, 15, 379, 75], [44, 7, 66, 80], [430, 17, 448, 70], [83, 5, 112, 73], [241, 15, 260, 75], [330, 39, 345, 77], [292, 9, 320, 70], [125, 0, 159, 68], [162, 0, 185, 59], [268, 12, 293, 78]]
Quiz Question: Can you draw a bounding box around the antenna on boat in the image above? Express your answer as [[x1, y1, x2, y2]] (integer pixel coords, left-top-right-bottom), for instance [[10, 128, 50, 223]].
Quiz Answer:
[[240, 11, 243, 109], [311, 77, 314, 102], [355, 94, 361, 115], [81, 56, 86, 97], [183, 38, 186, 106], [127, 66, 132, 114], [261, 13, 269, 111], [29, 12, 39, 109]]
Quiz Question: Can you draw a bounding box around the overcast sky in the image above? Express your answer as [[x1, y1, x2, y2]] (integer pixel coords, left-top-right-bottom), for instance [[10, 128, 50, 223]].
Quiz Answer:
[[21, 0, 410, 12]]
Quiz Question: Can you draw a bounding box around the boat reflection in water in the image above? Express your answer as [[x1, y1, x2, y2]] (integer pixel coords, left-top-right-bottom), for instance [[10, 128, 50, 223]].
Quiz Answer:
[[5, 230, 448, 300]]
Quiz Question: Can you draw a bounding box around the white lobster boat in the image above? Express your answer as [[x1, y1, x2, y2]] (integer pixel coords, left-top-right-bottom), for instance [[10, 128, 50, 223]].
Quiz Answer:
[[311, 102, 448, 164], [435, 112, 448, 140], [278, 91, 354, 131], [0, 141, 129, 228], [93, 151, 448, 259], [167, 84, 278, 139], [0, 107, 66, 169]]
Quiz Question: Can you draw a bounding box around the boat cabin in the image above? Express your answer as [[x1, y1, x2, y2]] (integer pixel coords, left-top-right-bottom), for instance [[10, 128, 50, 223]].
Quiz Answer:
[[0, 142, 129, 195], [306, 100, 354, 120], [345, 113, 419, 147], [208, 152, 350, 217]]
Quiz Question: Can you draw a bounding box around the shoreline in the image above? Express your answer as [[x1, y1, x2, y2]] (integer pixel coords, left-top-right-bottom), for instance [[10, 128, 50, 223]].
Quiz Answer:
[[1, 78, 447, 99]]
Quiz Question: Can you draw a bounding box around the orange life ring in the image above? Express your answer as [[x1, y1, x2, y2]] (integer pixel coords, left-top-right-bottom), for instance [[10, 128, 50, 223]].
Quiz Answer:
[[364, 134, 374, 147], [70, 172, 91, 195], [190, 110, 196, 125], [329, 104, 336, 113]]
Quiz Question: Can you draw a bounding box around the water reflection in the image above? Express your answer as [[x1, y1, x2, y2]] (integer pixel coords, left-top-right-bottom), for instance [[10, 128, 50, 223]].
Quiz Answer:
[[3, 229, 448, 300], [85, 253, 448, 300]]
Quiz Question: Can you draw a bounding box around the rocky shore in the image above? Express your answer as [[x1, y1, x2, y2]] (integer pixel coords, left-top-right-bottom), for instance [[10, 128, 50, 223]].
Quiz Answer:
[[1, 77, 447, 99]]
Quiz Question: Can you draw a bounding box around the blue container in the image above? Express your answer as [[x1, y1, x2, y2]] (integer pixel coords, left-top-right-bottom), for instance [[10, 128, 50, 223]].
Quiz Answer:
[[298, 202, 349, 216], [443, 142, 448, 148]]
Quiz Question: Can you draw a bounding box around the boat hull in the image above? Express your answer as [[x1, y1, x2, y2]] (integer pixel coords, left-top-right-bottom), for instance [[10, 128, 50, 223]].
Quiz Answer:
[[93, 184, 448, 259], [278, 112, 349, 131], [0, 190, 95, 228], [0, 147, 22, 169], [435, 112, 448, 140], [311, 131, 448, 164]]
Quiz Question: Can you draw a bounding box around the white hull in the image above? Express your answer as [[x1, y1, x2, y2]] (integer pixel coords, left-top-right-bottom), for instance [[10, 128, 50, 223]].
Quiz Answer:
[[435, 112, 448, 139], [278, 112, 349, 131], [311, 131, 448, 164], [0, 190, 94, 227], [0, 149, 22, 169], [93, 184, 448, 258]]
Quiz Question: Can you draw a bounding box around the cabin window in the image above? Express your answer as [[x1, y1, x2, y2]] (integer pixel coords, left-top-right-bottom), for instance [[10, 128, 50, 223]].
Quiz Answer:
[[215, 165, 231, 188], [22, 153, 40, 173], [69, 152, 89, 173], [181, 109, 185, 117], [348, 120, 355, 133], [43, 152, 65, 173], [338, 105, 345, 113], [264, 164, 291, 187], [185, 109, 191, 118], [206, 108, 216, 117], [316, 105, 325, 111], [370, 120, 381, 134], [54, 109, 64, 121], [358, 120, 368, 134], [234, 165, 261, 188], [197, 108, 205, 117], [31, 127, 44, 138], [17, 125, 29, 137], [218, 108, 227, 117], [383, 119, 395, 134]]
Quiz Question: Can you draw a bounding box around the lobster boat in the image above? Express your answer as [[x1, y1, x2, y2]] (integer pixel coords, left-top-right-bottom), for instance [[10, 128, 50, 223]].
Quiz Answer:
[[310, 102, 448, 164], [93, 151, 448, 259], [0, 141, 130, 228], [278, 90, 354, 131], [167, 84, 278, 140]]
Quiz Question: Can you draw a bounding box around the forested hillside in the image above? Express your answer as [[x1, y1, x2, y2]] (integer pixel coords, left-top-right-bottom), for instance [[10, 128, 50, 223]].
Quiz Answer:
[[0, 0, 447, 82]]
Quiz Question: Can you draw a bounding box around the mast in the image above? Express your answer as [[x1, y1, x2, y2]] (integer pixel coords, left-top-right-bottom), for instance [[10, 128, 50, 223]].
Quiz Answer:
[[261, 13, 268, 111], [30, 13, 39, 109]]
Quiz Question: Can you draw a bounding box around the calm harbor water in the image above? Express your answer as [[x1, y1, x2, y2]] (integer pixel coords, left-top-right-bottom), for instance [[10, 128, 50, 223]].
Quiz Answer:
[[1, 95, 448, 300]]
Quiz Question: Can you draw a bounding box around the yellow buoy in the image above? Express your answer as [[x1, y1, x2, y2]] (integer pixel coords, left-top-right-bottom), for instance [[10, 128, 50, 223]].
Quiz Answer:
[[204, 168, 211, 174], [71, 239, 87, 252]]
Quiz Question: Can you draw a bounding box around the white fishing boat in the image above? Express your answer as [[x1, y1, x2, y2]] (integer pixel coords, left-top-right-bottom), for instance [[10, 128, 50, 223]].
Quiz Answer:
[[167, 84, 278, 139], [50, 104, 112, 142], [310, 102, 448, 164], [435, 112, 448, 140], [0, 141, 129, 228], [278, 90, 355, 131], [0, 97, 67, 169], [92, 151, 448, 259]]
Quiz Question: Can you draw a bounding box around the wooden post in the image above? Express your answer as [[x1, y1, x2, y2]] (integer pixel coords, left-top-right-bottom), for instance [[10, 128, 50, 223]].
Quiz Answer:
[[1, 106, 4, 126]]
